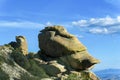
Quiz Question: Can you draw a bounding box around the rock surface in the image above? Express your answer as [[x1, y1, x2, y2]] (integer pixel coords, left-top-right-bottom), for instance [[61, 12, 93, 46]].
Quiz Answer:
[[16, 36, 28, 55], [38, 25, 86, 57], [38, 26, 99, 70], [40, 61, 66, 76]]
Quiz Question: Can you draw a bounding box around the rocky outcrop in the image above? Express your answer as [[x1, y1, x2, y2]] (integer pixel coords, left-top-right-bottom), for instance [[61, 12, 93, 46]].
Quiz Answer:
[[38, 25, 100, 79], [0, 25, 100, 80], [16, 36, 28, 55], [38, 26, 86, 57], [9, 36, 28, 55], [0, 46, 31, 80], [38, 26, 99, 69]]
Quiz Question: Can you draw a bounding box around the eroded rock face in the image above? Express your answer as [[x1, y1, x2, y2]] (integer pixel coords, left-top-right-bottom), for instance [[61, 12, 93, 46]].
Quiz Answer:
[[38, 26, 99, 70], [16, 36, 28, 55], [38, 26, 86, 57]]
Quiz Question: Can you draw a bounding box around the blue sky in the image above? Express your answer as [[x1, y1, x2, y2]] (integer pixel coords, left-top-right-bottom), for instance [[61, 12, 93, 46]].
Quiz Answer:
[[0, 0, 120, 70]]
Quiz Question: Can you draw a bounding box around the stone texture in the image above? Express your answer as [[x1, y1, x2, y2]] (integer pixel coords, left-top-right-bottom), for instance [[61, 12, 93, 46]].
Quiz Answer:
[[58, 51, 99, 70], [38, 26, 99, 70], [16, 36, 28, 55], [39, 60, 66, 77], [38, 25, 86, 57]]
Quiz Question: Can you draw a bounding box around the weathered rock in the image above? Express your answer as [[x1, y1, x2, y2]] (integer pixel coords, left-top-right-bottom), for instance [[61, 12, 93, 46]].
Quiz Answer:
[[38, 25, 86, 57], [40, 60, 66, 76], [38, 26, 99, 70], [16, 36, 28, 55], [58, 51, 99, 70]]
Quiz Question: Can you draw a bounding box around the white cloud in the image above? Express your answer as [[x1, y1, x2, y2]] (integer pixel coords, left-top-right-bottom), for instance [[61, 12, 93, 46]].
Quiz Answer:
[[75, 34, 84, 38], [0, 20, 45, 29], [72, 16, 120, 27], [72, 16, 120, 34], [72, 20, 88, 27], [89, 28, 111, 34], [45, 22, 53, 26]]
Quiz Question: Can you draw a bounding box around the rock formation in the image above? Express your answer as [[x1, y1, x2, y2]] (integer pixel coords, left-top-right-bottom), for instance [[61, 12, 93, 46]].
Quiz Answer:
[[38, 25, 86, 57], [16, 36, 28, 55], [38, 25, 100, 79], [0, 26, 100, 80], [9, 36, 28, 55], [38, 26, 99, 69]]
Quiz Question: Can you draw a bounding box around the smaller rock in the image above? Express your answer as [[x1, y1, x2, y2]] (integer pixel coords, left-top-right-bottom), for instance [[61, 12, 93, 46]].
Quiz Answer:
[[16, 36, 28, 55], [41, 78, 53, 80], [40, 61, 66, 76], [58, 51, 99, 70]]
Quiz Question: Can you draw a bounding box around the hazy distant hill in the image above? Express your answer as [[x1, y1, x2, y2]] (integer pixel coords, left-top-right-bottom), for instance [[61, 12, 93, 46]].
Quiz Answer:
[[95, 69, 120, 80]]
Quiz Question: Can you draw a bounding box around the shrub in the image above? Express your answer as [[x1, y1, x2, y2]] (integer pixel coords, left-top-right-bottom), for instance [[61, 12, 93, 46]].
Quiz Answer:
[[27, 52, 35, 59], [65, 73, 80, 80], [8, 41, 19, 49], [0, 68, 9, 80], [20, 73, 40, 80], [11, 49, 49, 79], [11, 48, 30, 69], [27, 59, 49, 78], [0, 53, 14, 66]]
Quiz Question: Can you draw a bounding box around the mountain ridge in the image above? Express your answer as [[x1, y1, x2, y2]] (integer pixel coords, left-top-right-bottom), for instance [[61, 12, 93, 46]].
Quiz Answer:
[[95, 68, 120, 80]]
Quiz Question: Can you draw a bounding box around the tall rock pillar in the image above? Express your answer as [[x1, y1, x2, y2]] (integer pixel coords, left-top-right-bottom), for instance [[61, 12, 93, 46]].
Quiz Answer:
[[16, 36, 28, 55]]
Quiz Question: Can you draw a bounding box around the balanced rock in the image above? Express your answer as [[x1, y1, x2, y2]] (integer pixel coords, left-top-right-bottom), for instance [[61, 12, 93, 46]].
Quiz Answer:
[[38, 26, 99, 70], [16, 36, 28, 55], [38, 25, 86, 57]]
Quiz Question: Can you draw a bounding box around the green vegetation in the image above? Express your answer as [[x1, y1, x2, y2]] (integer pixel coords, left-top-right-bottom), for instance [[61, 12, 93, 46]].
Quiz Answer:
[[20, 73, 40, 80], [0, 53, 14, 66], [11, 48, 30, 69], [11, 48, 49, 79], [8, 41, 19, 50], [0, 56, 5, 64], [0, 68, 9, 80], [27, 59, 49, 78], [65, 72, 94, 80], [65, 73, 80, 80], [27, 52, 35, 59]]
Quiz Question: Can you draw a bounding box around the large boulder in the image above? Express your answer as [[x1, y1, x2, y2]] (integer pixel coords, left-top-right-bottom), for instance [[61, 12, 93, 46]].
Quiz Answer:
[[38, 26, 86, 57], [38, 26, 99, 70]]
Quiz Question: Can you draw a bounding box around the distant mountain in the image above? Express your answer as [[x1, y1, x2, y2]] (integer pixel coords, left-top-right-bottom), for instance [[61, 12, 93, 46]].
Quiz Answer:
[[95, 69, 120, 80]]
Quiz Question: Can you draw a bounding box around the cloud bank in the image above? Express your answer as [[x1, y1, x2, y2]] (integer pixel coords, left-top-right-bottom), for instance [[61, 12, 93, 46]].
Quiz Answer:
[[72, 16, 120, 34], [1, 16, 120, 35], [0, 20, 46, 29]]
